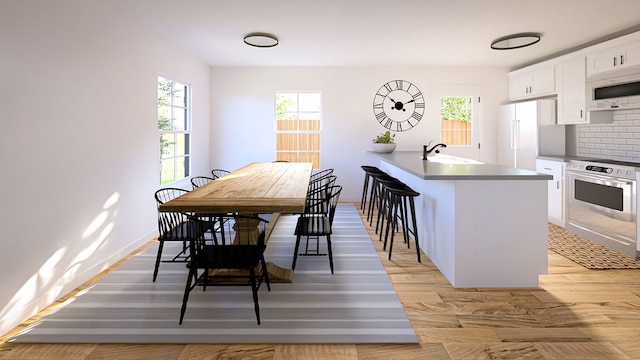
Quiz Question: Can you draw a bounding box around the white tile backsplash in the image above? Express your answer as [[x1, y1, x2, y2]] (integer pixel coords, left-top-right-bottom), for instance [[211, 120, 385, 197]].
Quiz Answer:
[[576, 109, 640, 162]]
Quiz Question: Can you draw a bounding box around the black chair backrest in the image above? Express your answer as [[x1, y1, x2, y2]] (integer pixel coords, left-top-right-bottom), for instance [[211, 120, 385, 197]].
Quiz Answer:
[[326, 185, 342, 224], [154, 188, 190, 240], [191, 176, 215, 189], [155, 188, 188, 207], [211, 169, 230, 179], [306, 175, 338, 214], [190, 214, 269, 270], [309, 168, 334, 184]]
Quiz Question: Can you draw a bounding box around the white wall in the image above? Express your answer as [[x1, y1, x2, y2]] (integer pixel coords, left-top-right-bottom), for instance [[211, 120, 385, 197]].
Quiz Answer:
[[0, 1, 210, 335], [209, 67, 509, 201]]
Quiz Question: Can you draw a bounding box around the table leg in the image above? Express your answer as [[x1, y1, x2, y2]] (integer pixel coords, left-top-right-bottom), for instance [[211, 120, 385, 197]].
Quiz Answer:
[[233, 213, 294, 283]]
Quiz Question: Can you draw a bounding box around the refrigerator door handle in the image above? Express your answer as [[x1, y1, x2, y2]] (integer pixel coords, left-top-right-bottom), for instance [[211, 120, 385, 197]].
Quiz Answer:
[[511, 119, 519, 149]]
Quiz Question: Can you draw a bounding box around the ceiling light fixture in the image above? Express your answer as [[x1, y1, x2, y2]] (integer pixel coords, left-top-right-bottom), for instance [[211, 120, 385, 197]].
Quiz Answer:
[[491, 32, 541, 50], [243, 33, 279, 48]]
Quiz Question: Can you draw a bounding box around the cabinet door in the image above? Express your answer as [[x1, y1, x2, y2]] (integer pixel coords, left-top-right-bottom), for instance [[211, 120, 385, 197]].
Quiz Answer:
[[536, 159, 565, 227], [509, 73, 531, 100], [587, 41, 640, 77], [556, 57, 586, 125], [530, 67, 555, 96], [509, 66, 555, 101], [624, 41, 640, 68], [587, 47, 620, 76]]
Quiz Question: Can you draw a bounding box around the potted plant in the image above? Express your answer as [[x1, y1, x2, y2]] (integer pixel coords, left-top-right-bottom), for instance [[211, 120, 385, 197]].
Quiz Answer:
[[371, 130, 396, 153]]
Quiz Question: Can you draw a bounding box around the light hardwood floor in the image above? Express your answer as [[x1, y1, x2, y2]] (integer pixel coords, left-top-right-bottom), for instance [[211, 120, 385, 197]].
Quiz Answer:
[[2, 203, 640, 359]]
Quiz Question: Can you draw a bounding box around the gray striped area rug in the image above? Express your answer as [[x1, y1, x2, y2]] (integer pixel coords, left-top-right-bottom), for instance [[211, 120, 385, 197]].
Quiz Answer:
[[10, 204, 418, 343]]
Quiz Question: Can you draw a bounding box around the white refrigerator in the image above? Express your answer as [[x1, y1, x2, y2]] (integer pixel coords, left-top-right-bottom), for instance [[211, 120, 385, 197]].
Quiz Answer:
[[498, 99, 565, 171]]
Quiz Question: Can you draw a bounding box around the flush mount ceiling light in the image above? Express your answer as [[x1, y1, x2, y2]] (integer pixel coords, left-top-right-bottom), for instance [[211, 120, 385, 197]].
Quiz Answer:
[[491, 32, 541, 50], [243, 33, 279, 48]]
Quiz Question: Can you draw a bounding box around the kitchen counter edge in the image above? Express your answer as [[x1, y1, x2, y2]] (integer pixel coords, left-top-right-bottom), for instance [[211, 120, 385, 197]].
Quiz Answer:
[[369, 151, 552, 180]]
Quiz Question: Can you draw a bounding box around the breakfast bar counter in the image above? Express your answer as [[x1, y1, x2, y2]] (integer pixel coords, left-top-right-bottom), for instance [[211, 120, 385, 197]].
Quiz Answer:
[[368, 151, 552, 288]]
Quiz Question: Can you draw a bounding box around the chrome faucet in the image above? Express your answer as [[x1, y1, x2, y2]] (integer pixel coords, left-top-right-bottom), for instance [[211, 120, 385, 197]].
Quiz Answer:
[[423, 141, 447, 159]]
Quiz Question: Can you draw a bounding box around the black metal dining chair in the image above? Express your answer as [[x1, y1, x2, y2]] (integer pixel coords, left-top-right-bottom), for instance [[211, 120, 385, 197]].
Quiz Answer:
[[292, 185, 342, 274], [153, 188, 193, 282], [179, 214, 271, 325]]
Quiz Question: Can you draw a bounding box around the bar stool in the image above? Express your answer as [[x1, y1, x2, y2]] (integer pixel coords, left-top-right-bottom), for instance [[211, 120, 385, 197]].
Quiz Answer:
[[367, 171, 396, 228], [380, 180, 422, 263], [360, 166, 384, 214], [372, 174, 405, 238]]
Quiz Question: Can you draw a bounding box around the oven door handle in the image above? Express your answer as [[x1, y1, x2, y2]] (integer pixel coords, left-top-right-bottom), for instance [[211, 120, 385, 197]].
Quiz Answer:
[[566, 170, 634, 186]]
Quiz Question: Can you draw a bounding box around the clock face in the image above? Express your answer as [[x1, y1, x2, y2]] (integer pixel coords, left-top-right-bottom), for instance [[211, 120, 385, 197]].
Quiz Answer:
[[373, 80, 424, 132]]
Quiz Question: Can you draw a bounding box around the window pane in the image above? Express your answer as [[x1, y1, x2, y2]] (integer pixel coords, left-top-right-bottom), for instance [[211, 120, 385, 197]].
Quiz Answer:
[[175, 156, 186, 179], [175, 134, 187, 155], [158, 105, 172, 130], [173, 85, 186, 107], [160, 134, 175, 158], [299, 152, 320, 168], [158, 77, 172, 105], [276, 133, 297, 151], [440, 96, 472, 146], [298, 119, 321, 130], [160, 159, 175, 185], [173, 108, 186, 130], [276, 119, 297, 131], [275, 152, 297, 162], [298, 93, 320, 112], [299, 133, 320, 150]]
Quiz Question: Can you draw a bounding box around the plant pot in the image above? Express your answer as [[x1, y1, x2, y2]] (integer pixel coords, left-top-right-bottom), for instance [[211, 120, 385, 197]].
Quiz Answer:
[[371, 143, 396, 153]]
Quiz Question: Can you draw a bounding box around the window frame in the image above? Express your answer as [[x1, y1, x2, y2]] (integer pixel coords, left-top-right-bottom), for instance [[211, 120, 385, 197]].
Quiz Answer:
[[158, 75, 192, 185], [431, 86, 481, 159], [274, 91, 322, 169]]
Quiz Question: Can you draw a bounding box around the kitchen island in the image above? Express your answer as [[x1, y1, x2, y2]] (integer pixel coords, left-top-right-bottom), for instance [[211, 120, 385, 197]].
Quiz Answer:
[[368, 151, 552, 288]]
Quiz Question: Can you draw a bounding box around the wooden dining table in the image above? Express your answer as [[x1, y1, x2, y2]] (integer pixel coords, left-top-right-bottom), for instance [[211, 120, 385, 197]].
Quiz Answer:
[[158, 162, 313, 282]]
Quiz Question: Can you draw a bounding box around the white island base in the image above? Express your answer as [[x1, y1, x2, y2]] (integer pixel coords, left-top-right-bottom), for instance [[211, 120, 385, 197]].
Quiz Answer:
[[378, 157, 549, 288]]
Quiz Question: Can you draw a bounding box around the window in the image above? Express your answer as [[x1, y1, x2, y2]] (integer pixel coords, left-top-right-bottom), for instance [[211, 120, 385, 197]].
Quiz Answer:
[[275, 92, 321, 169], [440, 96, 473, 146], [158, 76, 191, 185]]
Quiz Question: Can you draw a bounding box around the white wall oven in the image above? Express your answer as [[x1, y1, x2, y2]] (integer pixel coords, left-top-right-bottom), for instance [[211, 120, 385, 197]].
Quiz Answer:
[[566, 159, 638, 258]]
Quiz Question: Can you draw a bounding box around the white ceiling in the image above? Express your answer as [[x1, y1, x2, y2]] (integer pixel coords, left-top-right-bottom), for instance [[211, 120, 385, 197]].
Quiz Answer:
[[107, 0, 640, 70]]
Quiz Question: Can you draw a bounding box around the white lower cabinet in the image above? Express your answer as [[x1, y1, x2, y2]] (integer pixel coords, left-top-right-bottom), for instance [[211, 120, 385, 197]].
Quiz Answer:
[[536, 159, 566, 227]]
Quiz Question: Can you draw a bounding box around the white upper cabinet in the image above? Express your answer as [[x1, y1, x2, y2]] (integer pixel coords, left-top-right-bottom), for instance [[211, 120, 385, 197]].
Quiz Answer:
[[509, 66, 555, 101], [556, 57, 587, 125], [586, 41, 640, 77]]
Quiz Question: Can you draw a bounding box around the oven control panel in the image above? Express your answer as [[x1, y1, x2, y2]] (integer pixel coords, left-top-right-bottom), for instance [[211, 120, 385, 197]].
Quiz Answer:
[[586, 165, 613, 174], [567, 160, 638, 180]]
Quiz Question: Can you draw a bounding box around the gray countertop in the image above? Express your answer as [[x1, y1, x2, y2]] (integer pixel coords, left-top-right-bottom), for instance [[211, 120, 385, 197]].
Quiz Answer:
[[368, 151, 553, 180]]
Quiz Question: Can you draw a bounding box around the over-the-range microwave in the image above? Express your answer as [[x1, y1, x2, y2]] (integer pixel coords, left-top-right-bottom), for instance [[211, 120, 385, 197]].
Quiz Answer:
[[587, 66, 640, 111]]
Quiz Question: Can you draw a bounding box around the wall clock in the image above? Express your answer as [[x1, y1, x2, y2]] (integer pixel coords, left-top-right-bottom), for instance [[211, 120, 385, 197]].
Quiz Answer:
[[373, 80, 424, 132]]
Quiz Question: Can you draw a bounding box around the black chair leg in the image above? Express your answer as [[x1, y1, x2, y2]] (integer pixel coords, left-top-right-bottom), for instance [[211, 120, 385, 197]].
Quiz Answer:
[[292, 234, 302, 270], [387, 198, 400, 260], [260, 256, 271, 291], [179, 267, 196, 325], [408, 198, 422, 263], [153, 241, 165, 282], [360, 174, 370, 212], [326, 235, 334, 274], [249, 267, 261, 325]]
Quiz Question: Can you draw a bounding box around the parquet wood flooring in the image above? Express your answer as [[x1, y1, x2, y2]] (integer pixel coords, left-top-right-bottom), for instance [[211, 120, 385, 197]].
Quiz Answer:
[[2, 202, 640, 359]]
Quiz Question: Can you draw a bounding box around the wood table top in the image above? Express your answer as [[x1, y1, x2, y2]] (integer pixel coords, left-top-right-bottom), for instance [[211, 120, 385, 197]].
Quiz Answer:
[[159, 162, 313, 214]]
